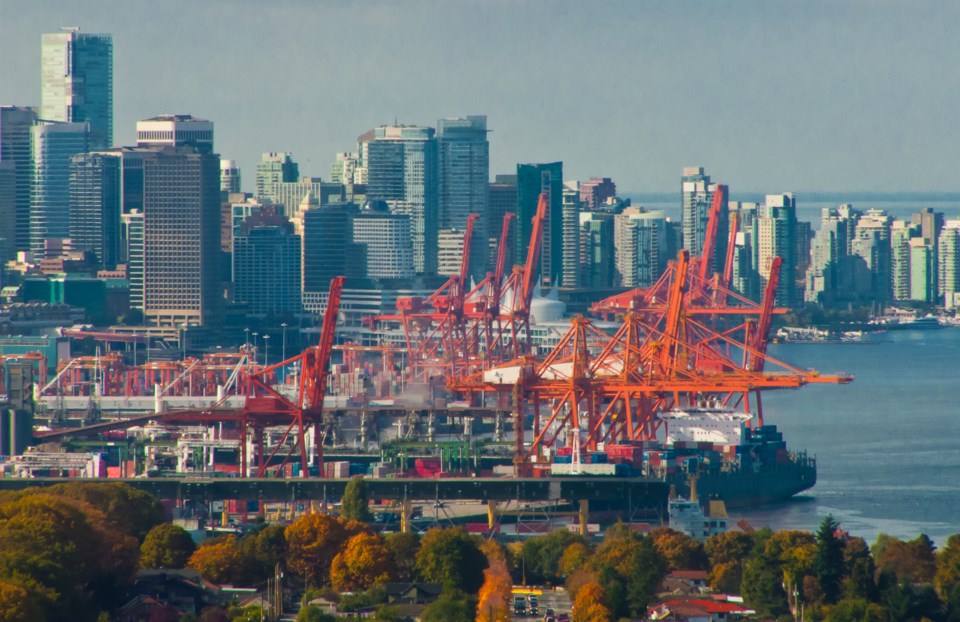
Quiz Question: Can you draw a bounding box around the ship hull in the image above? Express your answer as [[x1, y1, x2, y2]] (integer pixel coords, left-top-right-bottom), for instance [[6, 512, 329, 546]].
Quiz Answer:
[[670, 461, 816, 509]]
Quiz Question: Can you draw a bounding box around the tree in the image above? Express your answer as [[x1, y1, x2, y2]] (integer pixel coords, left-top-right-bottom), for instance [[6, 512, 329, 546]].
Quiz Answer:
[[341, 476, 372, 522], [706, 531, 755, 567], [590, 530, 665, 618], [843, 537, 877, 602], [824, 598, 887, 622], [419, 589, 476, 622], [0, 581, 44, 622], [295, 606, 336, 622], [384, 531, 420, 582], [559, 542, 590, 577], [239, 523, 288, 582], [814, 515, 846, 604], [187, 535, 247, 585], [330, 532, 396, 591], [741, 554, 789, 618], [0, 491, 139, 620], [46, 481, 164, 542], [937, 534, 960, 599], [476, 546, 512, 622], [415, 527, 487, 593], [285, 513, 348, 586], [572, 582, 612, 622], [875, 533, 938, 584], [141, 523, 196, 569], [651, 527, 709, 570], [520, 529, 587, 584]]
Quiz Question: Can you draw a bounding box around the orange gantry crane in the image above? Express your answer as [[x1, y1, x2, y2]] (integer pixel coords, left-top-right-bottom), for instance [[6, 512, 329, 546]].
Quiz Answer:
[[369, 193, 548, 385], [161, 277, 345, 477], [450, 250, 852, 465]]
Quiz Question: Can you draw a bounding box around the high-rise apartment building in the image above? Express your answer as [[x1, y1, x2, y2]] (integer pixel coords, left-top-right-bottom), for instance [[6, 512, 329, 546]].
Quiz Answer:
[[614, 207, 667, 288], [579, 177, 616, 211], [890, 221, 915, 301], [40, 28, 113, 150], [938, 222, 960, 308], [255, 152, 299, 200], [0, 106, 38, 252], [330, 152, 363, 185], [516, 162, 563, 286], [579, 212, 615, 289], [909, 237, 935, 302], [756, 194, 797, 307], [140, 147, 221, 327], [136, 115, 214, 153], [805, 208, 849, 305], [438, 116, 488, 277], [364, 125, 438, 274], [437, 228, 468, 277], [681, 166, 727, 273], [233, 213, 301, 315], [853, 210, 892, 304], [561, 181, 582, 288], [30, 121, 90, 256], [69, 151, 121, 268]]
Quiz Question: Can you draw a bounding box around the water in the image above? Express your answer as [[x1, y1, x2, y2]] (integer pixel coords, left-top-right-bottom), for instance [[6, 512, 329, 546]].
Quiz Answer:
[[734, 328, 960, 546]]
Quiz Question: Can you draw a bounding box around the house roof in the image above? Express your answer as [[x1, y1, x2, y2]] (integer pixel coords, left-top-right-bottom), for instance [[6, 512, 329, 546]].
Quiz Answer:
[[657, 598, 750, 614]]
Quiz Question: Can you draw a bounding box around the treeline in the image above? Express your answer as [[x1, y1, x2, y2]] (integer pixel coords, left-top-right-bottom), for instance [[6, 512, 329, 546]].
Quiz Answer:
[[2, 480, 960, 622]]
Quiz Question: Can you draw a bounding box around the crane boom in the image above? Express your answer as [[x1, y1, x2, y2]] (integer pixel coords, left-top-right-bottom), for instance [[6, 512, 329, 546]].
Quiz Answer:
[[308, 276, 344, 408], [699, 184, 728, 280]]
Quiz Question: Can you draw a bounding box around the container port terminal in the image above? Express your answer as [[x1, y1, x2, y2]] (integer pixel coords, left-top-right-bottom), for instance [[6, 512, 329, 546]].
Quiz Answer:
[[0, 189, 850, 531]]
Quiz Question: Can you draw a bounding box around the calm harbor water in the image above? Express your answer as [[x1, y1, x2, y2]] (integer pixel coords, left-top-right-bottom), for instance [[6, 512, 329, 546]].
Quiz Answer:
[[734, 328, 960, 546]]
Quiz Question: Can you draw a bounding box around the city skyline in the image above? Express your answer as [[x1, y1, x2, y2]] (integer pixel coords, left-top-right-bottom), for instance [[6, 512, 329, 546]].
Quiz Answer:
[[2, 1, 959, 193]]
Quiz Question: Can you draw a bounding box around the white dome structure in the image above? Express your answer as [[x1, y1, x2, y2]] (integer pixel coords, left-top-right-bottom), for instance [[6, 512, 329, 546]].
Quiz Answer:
[[529, 285, 567, 324]]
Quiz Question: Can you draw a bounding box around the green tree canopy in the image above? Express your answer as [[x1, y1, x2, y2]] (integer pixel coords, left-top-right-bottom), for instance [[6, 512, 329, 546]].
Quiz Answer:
[[140, 523, 196, 569], [589, 529, 665, 618], [814, 515, 846, 604], [520, 528, 587, 584], [384, 531, 420, 583], [415, 527, 488, 593], [341, 476, 372, 523], [419, 589, 476, 622]]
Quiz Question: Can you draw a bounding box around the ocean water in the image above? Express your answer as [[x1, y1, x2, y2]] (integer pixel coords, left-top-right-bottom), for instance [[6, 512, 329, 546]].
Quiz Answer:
[[734, 328, 960, 546]]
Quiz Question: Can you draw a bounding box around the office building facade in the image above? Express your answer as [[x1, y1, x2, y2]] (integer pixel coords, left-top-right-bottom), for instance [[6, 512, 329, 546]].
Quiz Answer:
[[233, 216, 301, 315], [351, 203, 415, 280], [681, 166, 727, 273], [141, 148, 222, 327], [41, 28, 113, 150], [136, 115, 214, 153], [0, 106, 38, 252], [69, 151, 121, 268], [365, 125, 438, 274], [516, 162, 563, 286], [438, 116, 488, 277], [30, 121, 90, 256], [255, 152, 299, 201]]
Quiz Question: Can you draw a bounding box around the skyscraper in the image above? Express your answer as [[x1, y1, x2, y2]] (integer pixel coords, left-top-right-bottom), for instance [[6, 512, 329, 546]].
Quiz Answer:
[[220, 159, 241, 195], [255, 152, 299, 200], [233, 212, 301, 315], [69, 151, 121, 268], [579, 177, 616, 211], [121, 210, 144, 310], [516, 162, 562, 286], [140, 147, 221, 327], [579, 212, 615, 289], [136, 115, 214, 153], [365, 125, 438, 274], [487, 174, 517, 269], [0, 161, 14, 261], [40, 28, 113, 150], [30, 121, 90, 256], [681, 166, 727, 273], [438, 116, 489, 277], [561, 181, 581, 288], [0, 106, 38, 253], [302, 204, 357, 292], [756, 194, 797, 307], [938, 223, 960, 308], [614, 207, 668, 288], [351, 204, 415, 280]]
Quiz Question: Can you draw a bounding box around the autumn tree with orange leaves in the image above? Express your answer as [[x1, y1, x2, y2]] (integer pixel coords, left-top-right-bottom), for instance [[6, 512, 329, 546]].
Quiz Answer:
[[285, 513, 349, 587], [572, 581, 612, 622], [330, 532, 396, 591], [476, 540, 512, 622]]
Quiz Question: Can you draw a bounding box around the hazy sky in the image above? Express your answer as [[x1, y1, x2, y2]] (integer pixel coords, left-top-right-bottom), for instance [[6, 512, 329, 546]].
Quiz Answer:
[[1, 0, 958, 194]]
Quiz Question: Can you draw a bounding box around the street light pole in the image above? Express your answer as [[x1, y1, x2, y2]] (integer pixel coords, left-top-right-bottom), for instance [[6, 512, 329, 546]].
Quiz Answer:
[[252, 332, 258, 365], [263, 334, 270, 368]]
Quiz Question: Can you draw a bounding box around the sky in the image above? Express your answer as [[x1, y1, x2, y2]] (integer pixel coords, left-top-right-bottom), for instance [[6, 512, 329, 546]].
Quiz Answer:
[[1, 0, 959, 194]]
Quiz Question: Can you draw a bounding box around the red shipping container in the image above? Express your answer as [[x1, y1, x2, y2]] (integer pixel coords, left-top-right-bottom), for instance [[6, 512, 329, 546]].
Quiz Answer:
[[107, 466, 121, 478], [556, 447, 573, 457]]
